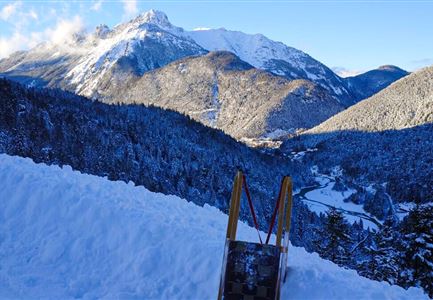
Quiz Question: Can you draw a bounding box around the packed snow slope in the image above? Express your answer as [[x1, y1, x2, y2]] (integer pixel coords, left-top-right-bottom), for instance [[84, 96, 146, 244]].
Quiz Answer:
[[0, 154, 427, 299]]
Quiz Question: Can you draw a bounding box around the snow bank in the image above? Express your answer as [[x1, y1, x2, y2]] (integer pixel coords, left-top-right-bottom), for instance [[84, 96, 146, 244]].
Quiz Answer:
[[0, 154, 427, 299]]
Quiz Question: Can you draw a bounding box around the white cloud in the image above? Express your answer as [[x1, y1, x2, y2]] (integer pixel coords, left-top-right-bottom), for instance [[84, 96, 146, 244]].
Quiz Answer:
[[27, 9, 38, 20], [193, 27, 211, 31], [332, 67, 364, 78], [0, 1, 22, 21], [47, 15, 84, 45], [1, 1, 39, 33], [0, 15, 85, 59], [122, 0, 137, 19], [91, 0, 103, 12], [0, 31, 32, 58], [49, 8, 57, 16], [409, 58, 433, 71]]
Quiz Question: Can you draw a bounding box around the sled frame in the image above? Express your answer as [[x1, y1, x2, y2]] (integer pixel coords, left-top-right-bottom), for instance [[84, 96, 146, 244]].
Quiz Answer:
[[218, 171, 293, 300]]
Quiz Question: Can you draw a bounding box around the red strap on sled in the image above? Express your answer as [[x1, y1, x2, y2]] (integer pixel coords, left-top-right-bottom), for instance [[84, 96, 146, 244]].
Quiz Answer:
[[265, 178, 284, 245], [242, 175, 263, 244]]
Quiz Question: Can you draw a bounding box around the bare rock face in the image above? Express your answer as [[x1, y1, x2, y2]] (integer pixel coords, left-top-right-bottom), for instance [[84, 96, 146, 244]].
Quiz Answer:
[[100, 51, 345, 139]]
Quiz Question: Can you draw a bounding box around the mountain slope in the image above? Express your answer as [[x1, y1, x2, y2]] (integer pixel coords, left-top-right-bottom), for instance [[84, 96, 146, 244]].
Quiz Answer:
[[0, 154, 427, 299], [99, 51, 345, 139], [1, 10, 352, 106], [0, 10, 345, 138], [346, 65, 409, 102], [307, 66, 433, 134]]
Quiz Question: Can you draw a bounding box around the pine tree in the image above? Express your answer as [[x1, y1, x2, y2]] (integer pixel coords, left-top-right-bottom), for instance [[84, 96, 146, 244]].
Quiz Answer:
[[370, 216, 400, 284], [401, 205, 433, 297], [314, 207, 352, 266]]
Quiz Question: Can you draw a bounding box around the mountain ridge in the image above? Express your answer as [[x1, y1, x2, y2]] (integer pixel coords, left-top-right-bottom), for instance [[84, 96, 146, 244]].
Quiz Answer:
[[346, 64, 409, 102], [0, 9, 408, 139]]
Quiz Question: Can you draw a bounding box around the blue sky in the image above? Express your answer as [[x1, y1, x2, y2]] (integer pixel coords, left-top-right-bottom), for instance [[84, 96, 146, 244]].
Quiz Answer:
[[1, 0, 432, 75]]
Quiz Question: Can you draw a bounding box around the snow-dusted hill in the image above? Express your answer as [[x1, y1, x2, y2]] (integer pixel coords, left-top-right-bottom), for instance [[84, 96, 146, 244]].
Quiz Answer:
[[345, 65, 409, 103], [0, 154, 427, 299], [306, 66, 433, 134], [281, 66, 433, 219], [101, 51, 344, 139]]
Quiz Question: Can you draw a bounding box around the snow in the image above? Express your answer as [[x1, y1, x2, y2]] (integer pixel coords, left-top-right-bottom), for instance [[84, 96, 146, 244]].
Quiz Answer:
[[289, 148, 318, 161], [297, 168, 381, 230], [186, 28, 310, 71], [262, 129, 293, 140], [0, 154, 427, 299], [396, 202, 417, 220], [60, 10, 203, 98], [305, 179, 357, 212], [192, 27, 211, 31]]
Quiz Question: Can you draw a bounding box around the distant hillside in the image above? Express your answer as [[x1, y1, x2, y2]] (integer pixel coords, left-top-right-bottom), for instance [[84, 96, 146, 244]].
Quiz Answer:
[[309, 66, 432, 134], [346, 65, 409, 102], [187, 28, 354, 105]]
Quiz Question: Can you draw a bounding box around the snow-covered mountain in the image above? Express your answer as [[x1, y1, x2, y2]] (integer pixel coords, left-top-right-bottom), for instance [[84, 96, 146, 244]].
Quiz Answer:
[[187, 28, 354, 106], [0, 154, 427, 299], [0, 10, 207, 97], [0, 10, 350, 139]]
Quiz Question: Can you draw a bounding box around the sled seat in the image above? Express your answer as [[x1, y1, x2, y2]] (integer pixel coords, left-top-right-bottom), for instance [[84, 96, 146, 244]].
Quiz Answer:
[[218, 171, 293, 300], [223, 240, 281, 300]]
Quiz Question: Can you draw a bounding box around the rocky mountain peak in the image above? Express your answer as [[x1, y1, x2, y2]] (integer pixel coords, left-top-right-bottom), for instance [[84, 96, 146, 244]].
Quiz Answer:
[[134, 9, 173, 29], [94, 24, 111, 39], [376, 65, 408, 75]]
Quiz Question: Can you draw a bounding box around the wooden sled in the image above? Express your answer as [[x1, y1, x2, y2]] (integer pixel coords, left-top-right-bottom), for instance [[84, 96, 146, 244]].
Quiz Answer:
[[218, 171, 293, 300]]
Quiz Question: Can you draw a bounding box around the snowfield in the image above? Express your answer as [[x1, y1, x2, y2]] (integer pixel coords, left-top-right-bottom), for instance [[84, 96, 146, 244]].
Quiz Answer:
[[0, 154, 428, 299]]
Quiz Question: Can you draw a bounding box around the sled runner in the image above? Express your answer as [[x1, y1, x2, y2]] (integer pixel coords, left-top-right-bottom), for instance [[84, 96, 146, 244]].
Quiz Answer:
[[218, 171, 293, 300]]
